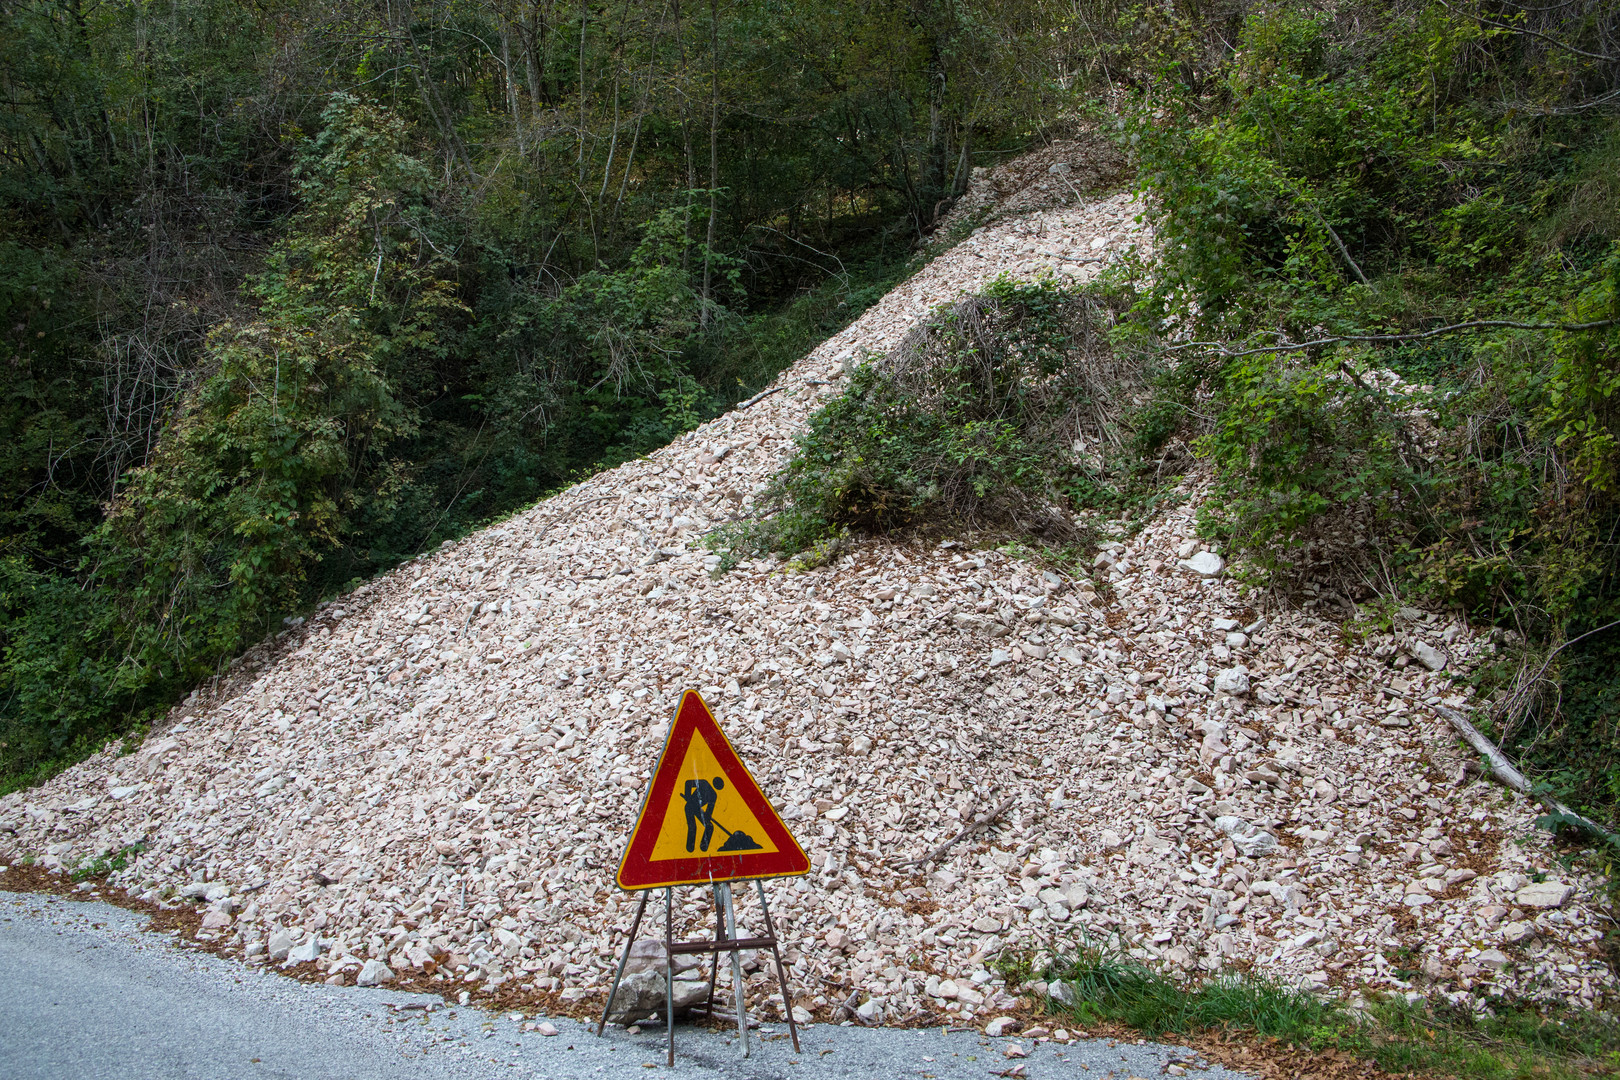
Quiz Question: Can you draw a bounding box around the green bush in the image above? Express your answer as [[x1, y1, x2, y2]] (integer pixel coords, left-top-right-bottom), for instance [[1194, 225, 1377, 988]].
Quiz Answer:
[[0, 558, 133, 790], [710, 277, 1145, 565], [1194, 350, 1419, 578]]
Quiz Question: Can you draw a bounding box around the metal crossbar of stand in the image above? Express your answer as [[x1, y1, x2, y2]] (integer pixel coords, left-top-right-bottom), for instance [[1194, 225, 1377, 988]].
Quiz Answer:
[[596, 880, 800, 1066]]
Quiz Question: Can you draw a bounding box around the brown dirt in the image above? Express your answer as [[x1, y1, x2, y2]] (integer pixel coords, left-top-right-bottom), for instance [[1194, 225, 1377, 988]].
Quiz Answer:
[[1189, 1030, 1417, 1080]]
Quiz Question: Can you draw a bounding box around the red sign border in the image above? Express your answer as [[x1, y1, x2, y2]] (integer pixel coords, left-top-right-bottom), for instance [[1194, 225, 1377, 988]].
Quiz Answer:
[[616, 689, 810, 890]]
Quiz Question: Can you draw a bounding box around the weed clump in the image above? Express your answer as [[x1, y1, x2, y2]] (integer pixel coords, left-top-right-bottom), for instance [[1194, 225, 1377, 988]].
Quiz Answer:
[[70, 842, 145, 882]]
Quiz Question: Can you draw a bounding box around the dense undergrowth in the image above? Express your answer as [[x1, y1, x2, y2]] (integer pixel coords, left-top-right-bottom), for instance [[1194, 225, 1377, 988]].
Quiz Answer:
[[1119, 2, 1620, 836], [708, 277, 1153, 570]]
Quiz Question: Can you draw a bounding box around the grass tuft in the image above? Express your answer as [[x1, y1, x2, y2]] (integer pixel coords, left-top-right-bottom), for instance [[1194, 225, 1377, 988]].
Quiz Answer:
[[68, 842, 145, 883]]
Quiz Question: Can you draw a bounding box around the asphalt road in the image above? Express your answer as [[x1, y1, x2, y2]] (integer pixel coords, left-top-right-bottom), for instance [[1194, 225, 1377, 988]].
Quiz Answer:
[[2, 889, 1254, 1080]]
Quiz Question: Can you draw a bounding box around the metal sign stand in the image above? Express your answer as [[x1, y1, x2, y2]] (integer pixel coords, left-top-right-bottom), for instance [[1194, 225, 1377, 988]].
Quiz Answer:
[[596, 880, 801, 1066]]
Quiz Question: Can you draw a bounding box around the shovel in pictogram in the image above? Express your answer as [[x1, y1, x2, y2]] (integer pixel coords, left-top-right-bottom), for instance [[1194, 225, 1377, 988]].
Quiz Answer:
[[711, 817, 763, 852]]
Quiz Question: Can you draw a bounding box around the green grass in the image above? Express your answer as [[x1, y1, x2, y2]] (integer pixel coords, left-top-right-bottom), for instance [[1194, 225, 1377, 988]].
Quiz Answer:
[[1039, 943, 1620, 1079]]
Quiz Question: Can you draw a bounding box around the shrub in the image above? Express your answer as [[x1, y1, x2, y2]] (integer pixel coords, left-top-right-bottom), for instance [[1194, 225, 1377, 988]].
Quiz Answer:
[[710, 277, 1145, 565]]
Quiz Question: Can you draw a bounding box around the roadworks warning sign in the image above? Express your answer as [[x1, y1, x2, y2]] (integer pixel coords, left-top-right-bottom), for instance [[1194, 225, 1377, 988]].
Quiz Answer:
[[616, 690, 809, 890]]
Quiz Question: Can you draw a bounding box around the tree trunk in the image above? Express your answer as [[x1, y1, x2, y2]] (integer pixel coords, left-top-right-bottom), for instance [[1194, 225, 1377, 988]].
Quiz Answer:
[[673, 0, 693, 274], [700, 0, 720, 328], [521, 1, 545, 111], [577, 0, 589, 184], [501, 19, 524, 153], [390, 0, 475, 178]]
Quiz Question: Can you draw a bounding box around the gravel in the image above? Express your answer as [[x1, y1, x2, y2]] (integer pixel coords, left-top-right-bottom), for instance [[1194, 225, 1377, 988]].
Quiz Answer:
[[0, 144, 1612, 1019], [1, 889, 1253, 1080]]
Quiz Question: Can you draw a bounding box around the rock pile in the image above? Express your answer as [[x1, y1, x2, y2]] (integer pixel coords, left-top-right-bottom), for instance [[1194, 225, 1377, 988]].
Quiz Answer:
[[2, 158, 1613, 1022], [933, 132, 1131, 236], [604, 940, 711, 1025]]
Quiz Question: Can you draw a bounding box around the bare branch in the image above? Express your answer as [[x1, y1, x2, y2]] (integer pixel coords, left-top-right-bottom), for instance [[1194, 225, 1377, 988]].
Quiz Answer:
[[1501, 86, 1620, 115], [893, 796, 1017, 868], [1166, 317, 1620, 359]]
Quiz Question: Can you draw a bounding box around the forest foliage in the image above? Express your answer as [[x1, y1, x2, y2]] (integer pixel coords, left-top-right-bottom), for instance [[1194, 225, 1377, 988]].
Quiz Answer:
[[0, 0, 1085, 786]]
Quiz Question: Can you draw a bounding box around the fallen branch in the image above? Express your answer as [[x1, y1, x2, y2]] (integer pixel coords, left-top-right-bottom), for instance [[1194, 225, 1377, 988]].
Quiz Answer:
[[894, 796, 1017, 868], [834, 990, 867, 1025], [737, 385, 785, 410], [809, 977, 867, 1024], [1435, 706, 1611, 839], [1165, 317, 1620, 359]]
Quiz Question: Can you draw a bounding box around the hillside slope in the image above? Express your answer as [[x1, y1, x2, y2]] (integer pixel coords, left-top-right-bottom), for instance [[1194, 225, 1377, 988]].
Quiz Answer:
[[3, 154, 1612, 1021]]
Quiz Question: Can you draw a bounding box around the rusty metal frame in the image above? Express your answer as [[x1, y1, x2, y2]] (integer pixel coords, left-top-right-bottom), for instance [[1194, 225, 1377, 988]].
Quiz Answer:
[[595, 882, 800, 1066]]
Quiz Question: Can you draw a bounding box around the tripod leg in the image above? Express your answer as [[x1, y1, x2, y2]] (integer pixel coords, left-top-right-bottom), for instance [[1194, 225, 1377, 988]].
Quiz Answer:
[[705, 884, 722, 1020], [666, 887, 676, 1067], [756, 878, 800, 1054], [596, 891, 649, 1036], [719, 882, 749, 1058]]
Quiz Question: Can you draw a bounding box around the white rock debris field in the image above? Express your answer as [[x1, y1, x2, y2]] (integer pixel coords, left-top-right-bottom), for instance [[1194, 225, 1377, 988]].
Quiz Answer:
[[3, 152, 1614, 1026]]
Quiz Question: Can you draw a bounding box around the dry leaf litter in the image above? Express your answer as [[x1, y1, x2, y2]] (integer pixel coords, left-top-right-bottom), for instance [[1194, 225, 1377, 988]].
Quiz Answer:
[[2, 147, 1613, 1033]]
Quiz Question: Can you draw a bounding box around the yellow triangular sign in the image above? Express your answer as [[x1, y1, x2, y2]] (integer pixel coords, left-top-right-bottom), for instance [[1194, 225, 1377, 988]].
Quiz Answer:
[[616, 690, 809, 890]]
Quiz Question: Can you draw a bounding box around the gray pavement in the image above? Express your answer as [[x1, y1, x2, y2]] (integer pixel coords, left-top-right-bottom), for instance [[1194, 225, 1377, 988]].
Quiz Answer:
[[1, 889, 1252, 1080]]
